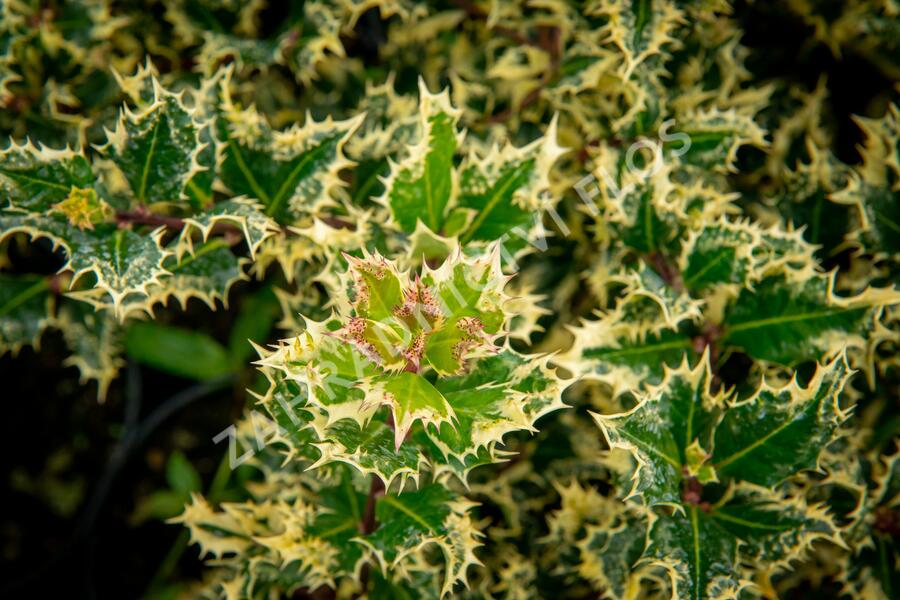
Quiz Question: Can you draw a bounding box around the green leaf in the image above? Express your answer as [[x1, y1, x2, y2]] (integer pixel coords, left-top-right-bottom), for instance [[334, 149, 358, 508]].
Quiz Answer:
[[182, 198, 277, 258], [721, 272, 900, 367], [712, 353, 853, 486], [216, 78, 361, 223], [131, 489, 187, 524], [645, 506, 743, 600], [0, 141, 94, 212], [361, 483, 481, 597], [645, 484, 839, 600], [457, 116, 564, 245], [671, 108, 768, 172], [679, 220, 758, 292], [421, 250, 508, 376], [593, 352, 852, 505], [379, 371, 454, 450], [592, 354, 719, 506], [0, 273, 52, 356], [566, 317, 695, 398], [153, 239, 248, 312], [166, 450, 201, 494], [428, 349, 567, 471], [381, 79, 461, 233], [604, 167, 683, 254], [99, 78, 209, 205], [710, 484, 838, 569], [315, 415, 426, 489], [125, 321, 233, 380], [344, 251, 405, 322]]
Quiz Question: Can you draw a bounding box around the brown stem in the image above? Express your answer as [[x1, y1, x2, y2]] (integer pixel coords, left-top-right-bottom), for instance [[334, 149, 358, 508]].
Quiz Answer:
[[645, 252, 684, 293], [874, 506, 900, 536], [360, 476, 385, 536], [116, 208, 185, 230], [320, 216, 357, 231], [115, 207, 247, 244]]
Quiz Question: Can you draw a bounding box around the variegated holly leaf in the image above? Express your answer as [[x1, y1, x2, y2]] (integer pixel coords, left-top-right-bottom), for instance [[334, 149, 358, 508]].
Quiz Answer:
[[175, 468, 371, 594], [257, 316, 380, 421], [615, 264, 703, 336], [63, 237, 250, 320], [455, 116, 565, 247], [359, 483, 482, 597], [0, 273, 53, 356], [418, 250, 510, 376], [832, 175, 900, 257], [586, 0, 686, 80], [0, 141, 94, 213], [645, 484, 839, 600], [335, 248, 512, 376], [544, 480, 650, 599], [565, 318, 695, 398], [835, 443, 900, 600], [644, 506, 744, 600], [426, 348, 568, 478], [259, 358, 438, 490], [277, 0, 345, 86], [54, 299, 124, 401], [152, 239, 248, 311], [562, 264, 700, 397], [344, 75, 419, 161], [601, 165, 684, 255], [0, 214, 171, 319], [592, 354, 722, 506], [181, 197, 278, 259], [311, 411, 428, 490], [721, 272, 900, 370], [593, 352, 853, 506], [379, 79, 462, 234], [216, 76, 361, 224], [673, 108, 768, 173], [255, 247, 567, 480], [98, 77, 210, 206], [679, 219, 759, 292], [828, 104, 900, 257]]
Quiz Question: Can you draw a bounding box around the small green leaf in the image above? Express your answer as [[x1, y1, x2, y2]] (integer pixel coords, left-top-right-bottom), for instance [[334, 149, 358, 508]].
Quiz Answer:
[[125, 321, 233, 380], [166, 450, 201, 494], [381, 80, 460, 233]]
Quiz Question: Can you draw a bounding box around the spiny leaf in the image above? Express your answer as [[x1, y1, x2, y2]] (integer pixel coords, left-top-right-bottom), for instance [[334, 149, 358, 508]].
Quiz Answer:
[[0, 141, 94, 213], [216, 75, 361, 223], [379, 78, 462, 234], [54, 299, 124, 402], [0, 273, 52, 356], [456, 115, 565, 246], [593, 352, 853, 505], [98, 77, 210, 206], [721, 272, 900, 372], [360, 483, 482, 597]]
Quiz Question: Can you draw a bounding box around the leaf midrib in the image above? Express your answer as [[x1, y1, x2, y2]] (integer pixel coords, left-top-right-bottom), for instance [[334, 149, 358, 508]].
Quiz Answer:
[[138, 117, 161, 203], [583, 337, 691, 361], [0, 278, 49, 317], [724, 306, 857, 336], [379, 495, 436, 533], [460, 162, 531, 244]]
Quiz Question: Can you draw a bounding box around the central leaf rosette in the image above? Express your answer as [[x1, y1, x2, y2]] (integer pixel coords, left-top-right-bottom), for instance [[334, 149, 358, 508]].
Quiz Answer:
[[339, 248, 509, 448], [262, 247, 514, 450]]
